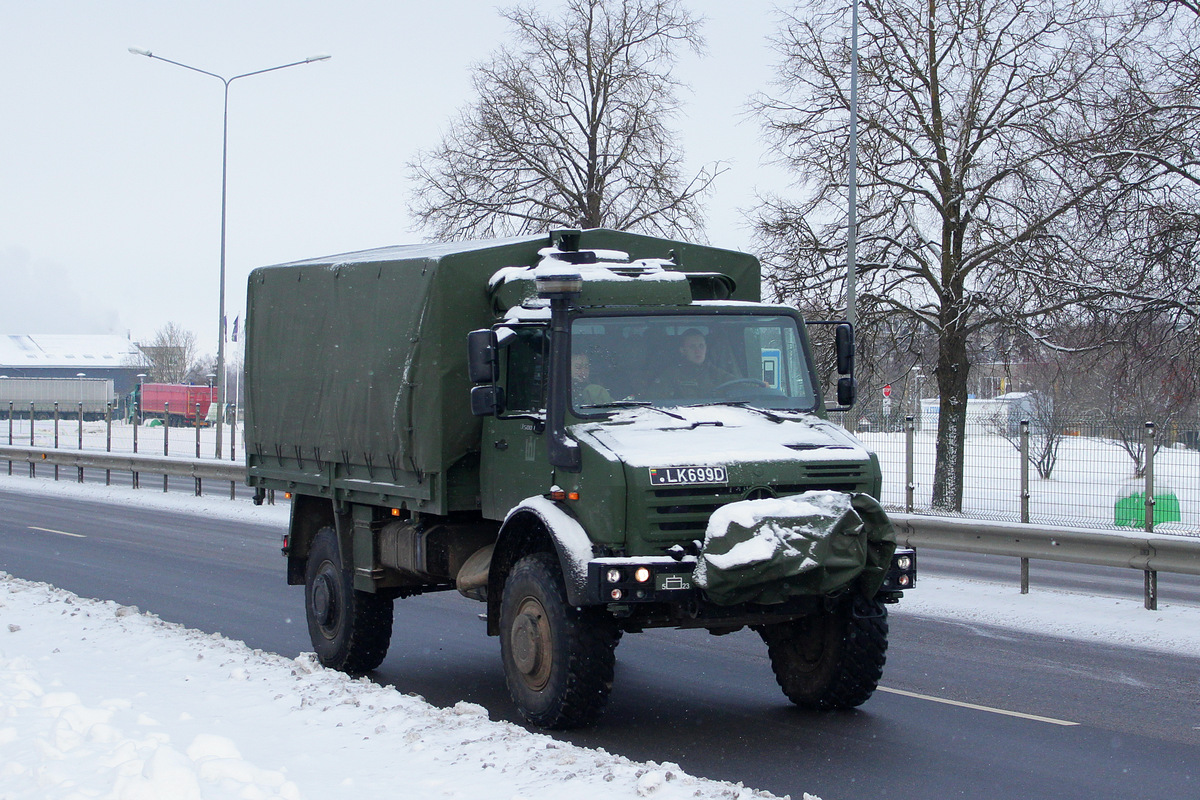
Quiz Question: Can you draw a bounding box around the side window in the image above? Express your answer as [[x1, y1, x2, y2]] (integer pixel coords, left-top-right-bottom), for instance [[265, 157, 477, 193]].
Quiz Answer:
[[503, 327, 548, 414]]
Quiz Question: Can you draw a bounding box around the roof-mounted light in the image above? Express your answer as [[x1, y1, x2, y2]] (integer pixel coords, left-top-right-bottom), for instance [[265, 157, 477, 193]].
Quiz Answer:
[[535, 266, 583, 298]]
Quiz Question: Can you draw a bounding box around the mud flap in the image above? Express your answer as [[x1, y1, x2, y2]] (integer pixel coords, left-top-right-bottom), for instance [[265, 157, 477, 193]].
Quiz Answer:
[[694, 491, 896, 606]]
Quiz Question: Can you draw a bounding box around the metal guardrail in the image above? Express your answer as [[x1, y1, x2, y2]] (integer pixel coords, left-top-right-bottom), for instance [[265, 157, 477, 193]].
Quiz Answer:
[[891, 512, 1200, 609], [4, 445, 1198, 609], [891, 513, 1200, 575], [0, 444, 243, 497]]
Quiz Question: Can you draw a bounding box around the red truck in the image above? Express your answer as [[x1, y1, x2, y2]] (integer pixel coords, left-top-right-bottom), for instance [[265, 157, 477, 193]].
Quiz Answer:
[[130, 383, 218, 426]]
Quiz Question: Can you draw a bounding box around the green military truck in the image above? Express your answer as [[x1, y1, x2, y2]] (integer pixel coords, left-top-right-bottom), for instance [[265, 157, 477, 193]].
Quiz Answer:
[[245, 228, 914, 729]]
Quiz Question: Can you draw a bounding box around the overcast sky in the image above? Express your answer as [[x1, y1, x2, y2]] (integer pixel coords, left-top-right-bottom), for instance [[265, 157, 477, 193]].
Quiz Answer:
[[1, 1, 802, 353]]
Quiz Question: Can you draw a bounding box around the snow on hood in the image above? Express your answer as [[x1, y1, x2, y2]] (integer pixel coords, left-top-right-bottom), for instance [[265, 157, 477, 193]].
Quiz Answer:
[[573, 405, 869, 468]]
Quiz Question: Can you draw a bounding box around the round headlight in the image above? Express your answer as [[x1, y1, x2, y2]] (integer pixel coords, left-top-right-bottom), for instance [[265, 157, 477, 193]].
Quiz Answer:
[[606, 568, 622, 584], [634, 567, 652, 584]]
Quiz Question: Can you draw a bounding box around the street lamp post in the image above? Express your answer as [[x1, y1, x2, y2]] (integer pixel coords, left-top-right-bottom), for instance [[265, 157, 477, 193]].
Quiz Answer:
[[128, 48, 330, 459], [207, 372, 216, 434], [76, 371, 86, 425], [913, 367, 923, 429], [135, 373, 147, 426], [846, 0, 859, 330]]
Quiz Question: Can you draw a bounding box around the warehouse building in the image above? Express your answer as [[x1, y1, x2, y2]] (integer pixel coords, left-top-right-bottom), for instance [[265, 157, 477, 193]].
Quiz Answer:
[[0, 334, 145, 397]]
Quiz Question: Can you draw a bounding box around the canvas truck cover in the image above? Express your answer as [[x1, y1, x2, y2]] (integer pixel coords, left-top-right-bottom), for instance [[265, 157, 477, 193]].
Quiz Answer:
[[694, 492, 896, 606], [244, 229, 761, 514]]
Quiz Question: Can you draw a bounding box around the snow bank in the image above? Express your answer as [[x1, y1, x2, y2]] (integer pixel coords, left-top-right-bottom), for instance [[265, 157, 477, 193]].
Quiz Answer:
[[0, 574, 794, 800]]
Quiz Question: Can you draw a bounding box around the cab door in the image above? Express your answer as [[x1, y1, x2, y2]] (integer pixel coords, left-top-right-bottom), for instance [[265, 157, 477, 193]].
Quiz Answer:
[[480, 325, 554, 519]]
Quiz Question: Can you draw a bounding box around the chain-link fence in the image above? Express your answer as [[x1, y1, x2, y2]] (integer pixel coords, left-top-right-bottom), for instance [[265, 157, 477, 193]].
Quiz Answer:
[[848, 401, 1200, 535]]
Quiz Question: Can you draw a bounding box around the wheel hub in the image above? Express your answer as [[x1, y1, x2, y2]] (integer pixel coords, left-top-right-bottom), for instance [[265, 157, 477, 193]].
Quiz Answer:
[[312, 570, 335, 628], [510, 597, 552, 691]]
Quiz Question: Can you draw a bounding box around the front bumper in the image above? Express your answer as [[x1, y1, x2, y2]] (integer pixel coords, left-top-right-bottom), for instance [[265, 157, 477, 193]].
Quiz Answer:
[[587, 557, 699, 604], [585, 547, 916, 607]]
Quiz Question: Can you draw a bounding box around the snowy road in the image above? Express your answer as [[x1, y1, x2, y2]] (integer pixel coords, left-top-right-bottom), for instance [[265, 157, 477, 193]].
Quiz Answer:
[[2, 476, 1199, 799]]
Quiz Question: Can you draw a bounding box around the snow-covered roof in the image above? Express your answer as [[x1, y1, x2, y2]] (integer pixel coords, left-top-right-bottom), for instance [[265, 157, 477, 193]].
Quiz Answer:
[[0, 334, 142, 370], [273, 233, 546, 268]]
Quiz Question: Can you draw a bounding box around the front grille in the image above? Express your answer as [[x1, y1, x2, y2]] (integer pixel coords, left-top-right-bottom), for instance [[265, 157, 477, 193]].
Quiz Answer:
[[642, 464, 867, 539]]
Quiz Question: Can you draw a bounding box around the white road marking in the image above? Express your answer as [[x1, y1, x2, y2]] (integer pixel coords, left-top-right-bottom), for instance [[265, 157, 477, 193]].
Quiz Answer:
[[27, 526, 86, 539], [879, 686, 1080, 726]]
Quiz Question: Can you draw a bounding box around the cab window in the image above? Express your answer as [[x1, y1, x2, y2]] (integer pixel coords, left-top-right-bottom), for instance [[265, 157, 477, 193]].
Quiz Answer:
[[502, 326, 548, 414]]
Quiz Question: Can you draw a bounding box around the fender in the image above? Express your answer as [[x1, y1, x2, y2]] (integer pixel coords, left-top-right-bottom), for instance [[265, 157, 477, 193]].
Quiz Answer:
[[484, 495, 595, 635], [510, 495, 594, 601]]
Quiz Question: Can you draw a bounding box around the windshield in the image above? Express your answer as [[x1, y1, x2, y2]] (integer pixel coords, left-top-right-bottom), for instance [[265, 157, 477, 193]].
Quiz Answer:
[[570, 313, 819, 414]]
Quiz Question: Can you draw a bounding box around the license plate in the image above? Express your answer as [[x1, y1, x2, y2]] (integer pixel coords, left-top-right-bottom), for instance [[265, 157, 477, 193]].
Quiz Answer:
[[648, 466, 728, 486]]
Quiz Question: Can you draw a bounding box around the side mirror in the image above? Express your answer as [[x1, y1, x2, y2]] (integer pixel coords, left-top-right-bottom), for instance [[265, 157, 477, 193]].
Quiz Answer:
[[467, 329, 498, 384], [837, 376, 857, 408], [835, 323, 854, 376], [470, 385, 505, 417]]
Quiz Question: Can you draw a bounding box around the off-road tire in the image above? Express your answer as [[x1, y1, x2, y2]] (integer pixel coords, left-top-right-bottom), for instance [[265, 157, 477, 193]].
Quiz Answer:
[[499, 552, 620, 729], [304, 526, 393, 675], [757, 595, 888, 710]]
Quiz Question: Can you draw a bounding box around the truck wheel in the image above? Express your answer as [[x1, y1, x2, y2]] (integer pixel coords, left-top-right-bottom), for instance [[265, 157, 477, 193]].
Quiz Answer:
[[757, 595, 888, 711], [304, 527, 393, 676], [499, 552, 619, 729]]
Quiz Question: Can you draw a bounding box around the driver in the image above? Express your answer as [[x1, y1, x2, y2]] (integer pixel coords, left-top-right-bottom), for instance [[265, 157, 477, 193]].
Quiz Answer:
[[572, 352, 614, 407], [654, 329, 737, 397]]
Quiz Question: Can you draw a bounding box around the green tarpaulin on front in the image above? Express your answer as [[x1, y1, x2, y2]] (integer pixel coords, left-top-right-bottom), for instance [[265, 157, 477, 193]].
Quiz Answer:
[[695, 492, 896, 606]]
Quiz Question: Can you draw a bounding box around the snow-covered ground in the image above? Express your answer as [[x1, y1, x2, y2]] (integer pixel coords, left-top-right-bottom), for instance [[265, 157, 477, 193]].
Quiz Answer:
[[1, 573, 797, 800], [3, 473, 1200, 799], [862, 426, 1200, 533], [3, 418, 243, 462]]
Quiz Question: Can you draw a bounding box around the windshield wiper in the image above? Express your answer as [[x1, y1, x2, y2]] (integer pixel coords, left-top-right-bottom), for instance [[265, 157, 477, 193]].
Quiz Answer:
[[698, 401, 791, 424], [581, 401, 686, 421], [581, 400, 650, 408]]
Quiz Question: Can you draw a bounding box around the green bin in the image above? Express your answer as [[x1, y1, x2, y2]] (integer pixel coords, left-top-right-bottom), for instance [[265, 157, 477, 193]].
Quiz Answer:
[[1114, 491, 1181, 527]]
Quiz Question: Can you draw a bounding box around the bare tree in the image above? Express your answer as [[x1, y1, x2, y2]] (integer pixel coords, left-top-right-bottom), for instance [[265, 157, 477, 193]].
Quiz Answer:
[[1097, 2, 1200, 327], [184, 354, 217, 387], [752, 0, 1176, 510], [1079, 313, 1200, 476], [408, 0, 720, 239], [988, 343, 1097, 480], [140, 322, 198, 384]]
